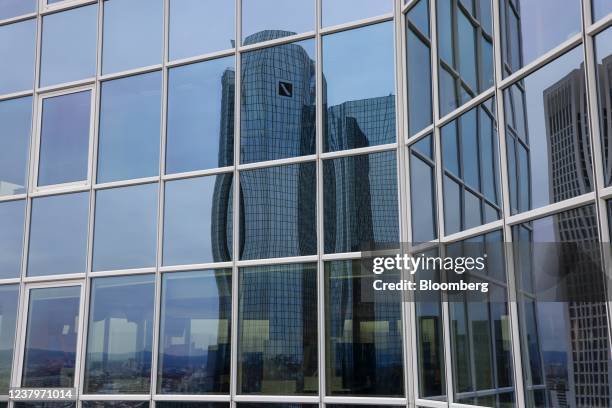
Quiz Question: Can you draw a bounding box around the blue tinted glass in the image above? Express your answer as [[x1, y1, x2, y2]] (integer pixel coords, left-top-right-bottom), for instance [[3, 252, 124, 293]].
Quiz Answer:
[[97, 72, 162, 183], [324, 151, 399, 253], [40, 5, 97, 86], [0, 200, 24, 279], [593, 0, 612, 21], [22, 286, 80, 387], [240, 163, 316, 259], [93, 183, 158, 271], [408, 0, 429, 35], [406, 11, 432, 136], [242, 0, 314, 45], [326, 260, 404, 396], [0, 96, 31, 196], [0, 285, 18, 393], [158, 270, 232, 394], [504, 47, 587, 212], [322, 0, 392, 27], [38, 91, 91, 186], [444, 176, 460, 234], [27, 192, 89, 277], [323, 22, 396, 151], [166, 57, 235, 174], [595, 28, 612, 186], [238, 263, 318, 394], [163, 174, 233, 266], [169, 0, 235, 60], [410, 137, 437, 243], [0, 19, 35, 94], [240, 40, 316, 163], [102, 0, 163, 74], [84, 275, 155, 394], [0, 0, 36, 20], [499, 0, 581, 77]]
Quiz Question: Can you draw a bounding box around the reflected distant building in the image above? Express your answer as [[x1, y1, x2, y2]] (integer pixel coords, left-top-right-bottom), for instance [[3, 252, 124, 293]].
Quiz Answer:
[[599, 54, 612, 186]]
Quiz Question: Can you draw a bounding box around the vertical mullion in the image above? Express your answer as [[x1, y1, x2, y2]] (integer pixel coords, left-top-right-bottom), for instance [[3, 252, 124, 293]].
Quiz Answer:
[[491, 0, 526, 406], [315, 0, 325, 405]]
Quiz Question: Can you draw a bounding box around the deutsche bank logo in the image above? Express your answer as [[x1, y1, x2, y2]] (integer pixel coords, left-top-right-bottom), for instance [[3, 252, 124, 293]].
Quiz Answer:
[[278, 81, 293, 97]]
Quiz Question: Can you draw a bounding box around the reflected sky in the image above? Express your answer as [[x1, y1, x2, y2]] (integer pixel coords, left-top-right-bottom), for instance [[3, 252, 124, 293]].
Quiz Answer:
[[322, 0, 393, 27], [0, 96, 31, 196], [0, 19, 36, 94], [242, 0, 314, 44], [0, 0, 36, 20]]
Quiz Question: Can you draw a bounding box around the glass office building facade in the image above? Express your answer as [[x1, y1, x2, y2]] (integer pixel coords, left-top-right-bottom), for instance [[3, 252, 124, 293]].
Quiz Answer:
[[0, 0, 611, 407]]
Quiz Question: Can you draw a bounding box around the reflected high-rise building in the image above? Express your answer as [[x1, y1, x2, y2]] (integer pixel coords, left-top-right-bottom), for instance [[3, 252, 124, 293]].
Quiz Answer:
[[598, 54, 612, 186]]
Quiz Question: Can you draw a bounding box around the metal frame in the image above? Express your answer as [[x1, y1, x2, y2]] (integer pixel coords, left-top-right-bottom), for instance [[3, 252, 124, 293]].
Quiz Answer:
[[0, 0, 610, 407]]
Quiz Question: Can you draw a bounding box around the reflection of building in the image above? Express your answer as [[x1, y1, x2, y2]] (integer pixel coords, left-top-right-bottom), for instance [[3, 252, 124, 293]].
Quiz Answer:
[[598, 55, 612, 186]]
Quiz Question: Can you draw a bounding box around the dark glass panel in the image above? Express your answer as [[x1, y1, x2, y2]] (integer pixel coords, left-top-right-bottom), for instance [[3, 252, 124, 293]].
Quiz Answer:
[[40, 5, 97, 86], [595, 28, 612, 187], [158, 270, 232, 394], [324, 151, 399, 253], [102, 0, 163, 74], [406, 0, 432, 136], [169, 0, 235, 60], [0, 200, 25, 279], [0, 19, 36, 94], [97, 72, 162, 183], [410, 134, 437, 243], [239, 163, 316, 260], [241, 0, 314, 45], [322, 0, 393, 27], [323, 22, 396, 151], [93, 183, 158, 272], [504, 47, 590, 214], [437, 0, 493, 116], [22, 286, 80, 387], [236, 405, 314, 408], [499, 0, 581, 77], [166, 57, 235, 174], [84, 275, 155, 394], [27, 192, 89, 277], [38, 91, 91, 186], [163, 174, 233, 266], [81, 402, 149, 408], [157, 404, 228, 408], [0, 285, 19, 393], [14, 403, 75, 408], [240, 39, 315, 163], [238, 263, 318, 395], [0, 96, 31, 196], [325, 260, 404, 396]]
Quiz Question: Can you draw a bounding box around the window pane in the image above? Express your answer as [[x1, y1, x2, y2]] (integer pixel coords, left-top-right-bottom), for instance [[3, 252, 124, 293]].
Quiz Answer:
[[163, 175, 233, 266], [0, 0, 36, 20], [27, 192, 89, 277], [169, 0, 234, 61], [236, 405, 314, 408], [324, 151, 399, 253], [242, 0, 314, 45], [410, 135, 437, 243], [240, 39, 316, 163], [84, 274, 155, 394], [40, 5, 97, 87], [14, 404, 75, 408], [592, 0, 612, 22], [157, 404, 227, 408], [0, 97, 31, 196], [437, 0, 493, 116], [512, 205, 611, 407], [82, 403, 149, 408], [97, 72, 162, 183], [0, 19, 36, 94], [38, 91, 91, 186], [0, 285, 19, 393], [240, 163, 316, 260], [93, 183, 158, 271], [0, 200, 25, 279], [323, 22, 395, 151], [238, 263, 317, 395], [499, 0, 581, 77], [326, 260, 404, 396], [22, 286, 80, 387], [595, 28, 612, 187], [504, 47, 589, 214], [166, 57, 235, 174], [322, 0, 392, 27], [406, 0, 432, 136], [442, 98, 500, 234], [158, 270, 232, 394], [102, 0, 163, 75]]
